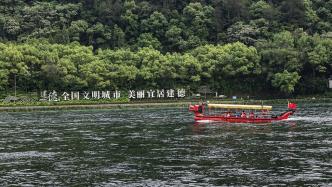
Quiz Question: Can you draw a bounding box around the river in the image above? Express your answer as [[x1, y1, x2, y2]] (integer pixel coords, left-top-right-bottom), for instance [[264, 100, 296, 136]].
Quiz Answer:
[[0, 103, 331, 186]]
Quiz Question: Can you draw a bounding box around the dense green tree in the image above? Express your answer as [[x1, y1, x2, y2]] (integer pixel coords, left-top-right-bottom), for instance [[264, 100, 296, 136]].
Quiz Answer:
[[68, 20, 89, 42], [308, 38, 332, 75], [303, 0, 319, 29], [141, 11, 168, 39], [181, 2, 214, 50], [0, 43, 30, 92], [165, 24, 184, 51], [19, 2, 81, 40], [258, 31, 301, 80], [135, 33, 161, 50], [191, 42, 260, 93], [0, 43, 10, 89], [92, 0, 123, 23], [121, 0, 139, 41], [213, 0, 250, 29], [250, 0, 279, 20], [81, 59, 112, 89], [136, 47, 165, 87], [0, 0, 331, 96], [111, 25, 126, 48], [170, 53, 202, 89], [226, 21, 259, 45], [280, 0, 306, 27], [97, 48, 139, 89], [272, 70, 301, 94]]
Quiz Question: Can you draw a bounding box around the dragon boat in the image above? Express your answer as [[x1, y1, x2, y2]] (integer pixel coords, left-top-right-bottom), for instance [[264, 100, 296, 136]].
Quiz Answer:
[[189, 102, 297, 123]]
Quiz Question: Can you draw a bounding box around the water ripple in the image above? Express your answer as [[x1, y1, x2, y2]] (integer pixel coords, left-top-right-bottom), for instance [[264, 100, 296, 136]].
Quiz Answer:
[[0, 105, 331, 186]]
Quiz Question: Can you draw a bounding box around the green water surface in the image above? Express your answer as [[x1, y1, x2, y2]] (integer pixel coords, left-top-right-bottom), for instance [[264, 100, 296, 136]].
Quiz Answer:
[[0, 103, 331, 186]]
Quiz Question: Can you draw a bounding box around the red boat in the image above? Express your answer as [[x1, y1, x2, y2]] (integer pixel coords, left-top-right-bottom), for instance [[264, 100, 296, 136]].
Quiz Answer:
[[189, 102, 297, 123]]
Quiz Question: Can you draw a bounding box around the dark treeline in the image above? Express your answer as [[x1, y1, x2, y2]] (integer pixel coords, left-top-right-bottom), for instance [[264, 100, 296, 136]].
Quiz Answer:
[[0, 0, 331, 96]]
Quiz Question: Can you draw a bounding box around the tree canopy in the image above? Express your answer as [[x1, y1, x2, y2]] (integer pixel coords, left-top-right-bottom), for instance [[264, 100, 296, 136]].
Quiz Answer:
[[0, 0, 331, 96]]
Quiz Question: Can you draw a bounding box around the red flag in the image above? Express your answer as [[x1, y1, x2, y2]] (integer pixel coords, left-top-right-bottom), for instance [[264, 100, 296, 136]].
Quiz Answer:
[[288, 103, 297, 110]]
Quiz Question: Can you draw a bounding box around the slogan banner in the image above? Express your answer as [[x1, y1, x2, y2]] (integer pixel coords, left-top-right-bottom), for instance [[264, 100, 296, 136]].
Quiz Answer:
[[41, 89, 186, 102], [128, 89, 186, 99]]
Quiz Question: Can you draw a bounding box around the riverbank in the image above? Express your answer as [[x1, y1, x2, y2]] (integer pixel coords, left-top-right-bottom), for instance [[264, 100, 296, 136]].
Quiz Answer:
[[0, 97, 331, 112], [0, 102, 191, 112]]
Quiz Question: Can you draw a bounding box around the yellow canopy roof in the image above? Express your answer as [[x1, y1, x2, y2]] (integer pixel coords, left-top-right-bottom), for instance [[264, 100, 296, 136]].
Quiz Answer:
[[208, 104, 272, 110]]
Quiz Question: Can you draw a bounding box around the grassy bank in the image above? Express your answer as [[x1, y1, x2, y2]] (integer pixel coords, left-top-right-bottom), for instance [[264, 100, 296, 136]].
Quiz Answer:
[[0, 96, 331, 112], [0, 102, 192, 112], [0, 98, 130, 107]]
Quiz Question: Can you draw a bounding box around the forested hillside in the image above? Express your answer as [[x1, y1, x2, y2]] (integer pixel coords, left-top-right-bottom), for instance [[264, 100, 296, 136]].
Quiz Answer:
[[0, 0, 332, 96]]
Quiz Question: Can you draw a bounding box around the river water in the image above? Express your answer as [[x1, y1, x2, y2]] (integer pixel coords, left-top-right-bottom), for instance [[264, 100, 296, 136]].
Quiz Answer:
[[0, 103, 331, 186]]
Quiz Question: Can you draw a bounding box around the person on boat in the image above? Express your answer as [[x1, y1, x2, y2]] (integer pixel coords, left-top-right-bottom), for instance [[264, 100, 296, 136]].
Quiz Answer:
[[241, 111, 246, 118], [261, 109, 268, 117], [226, 112, 231, 117], [198, 105, 203, 113], [249, 112, 255, 118]]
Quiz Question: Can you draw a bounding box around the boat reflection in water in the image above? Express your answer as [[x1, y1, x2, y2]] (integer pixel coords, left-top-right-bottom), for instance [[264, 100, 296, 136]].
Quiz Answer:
[[191, 120, 298, 135]]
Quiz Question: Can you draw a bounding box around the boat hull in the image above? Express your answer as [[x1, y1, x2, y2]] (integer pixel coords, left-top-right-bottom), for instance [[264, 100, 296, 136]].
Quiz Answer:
[[194, 111, 294, 123]]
